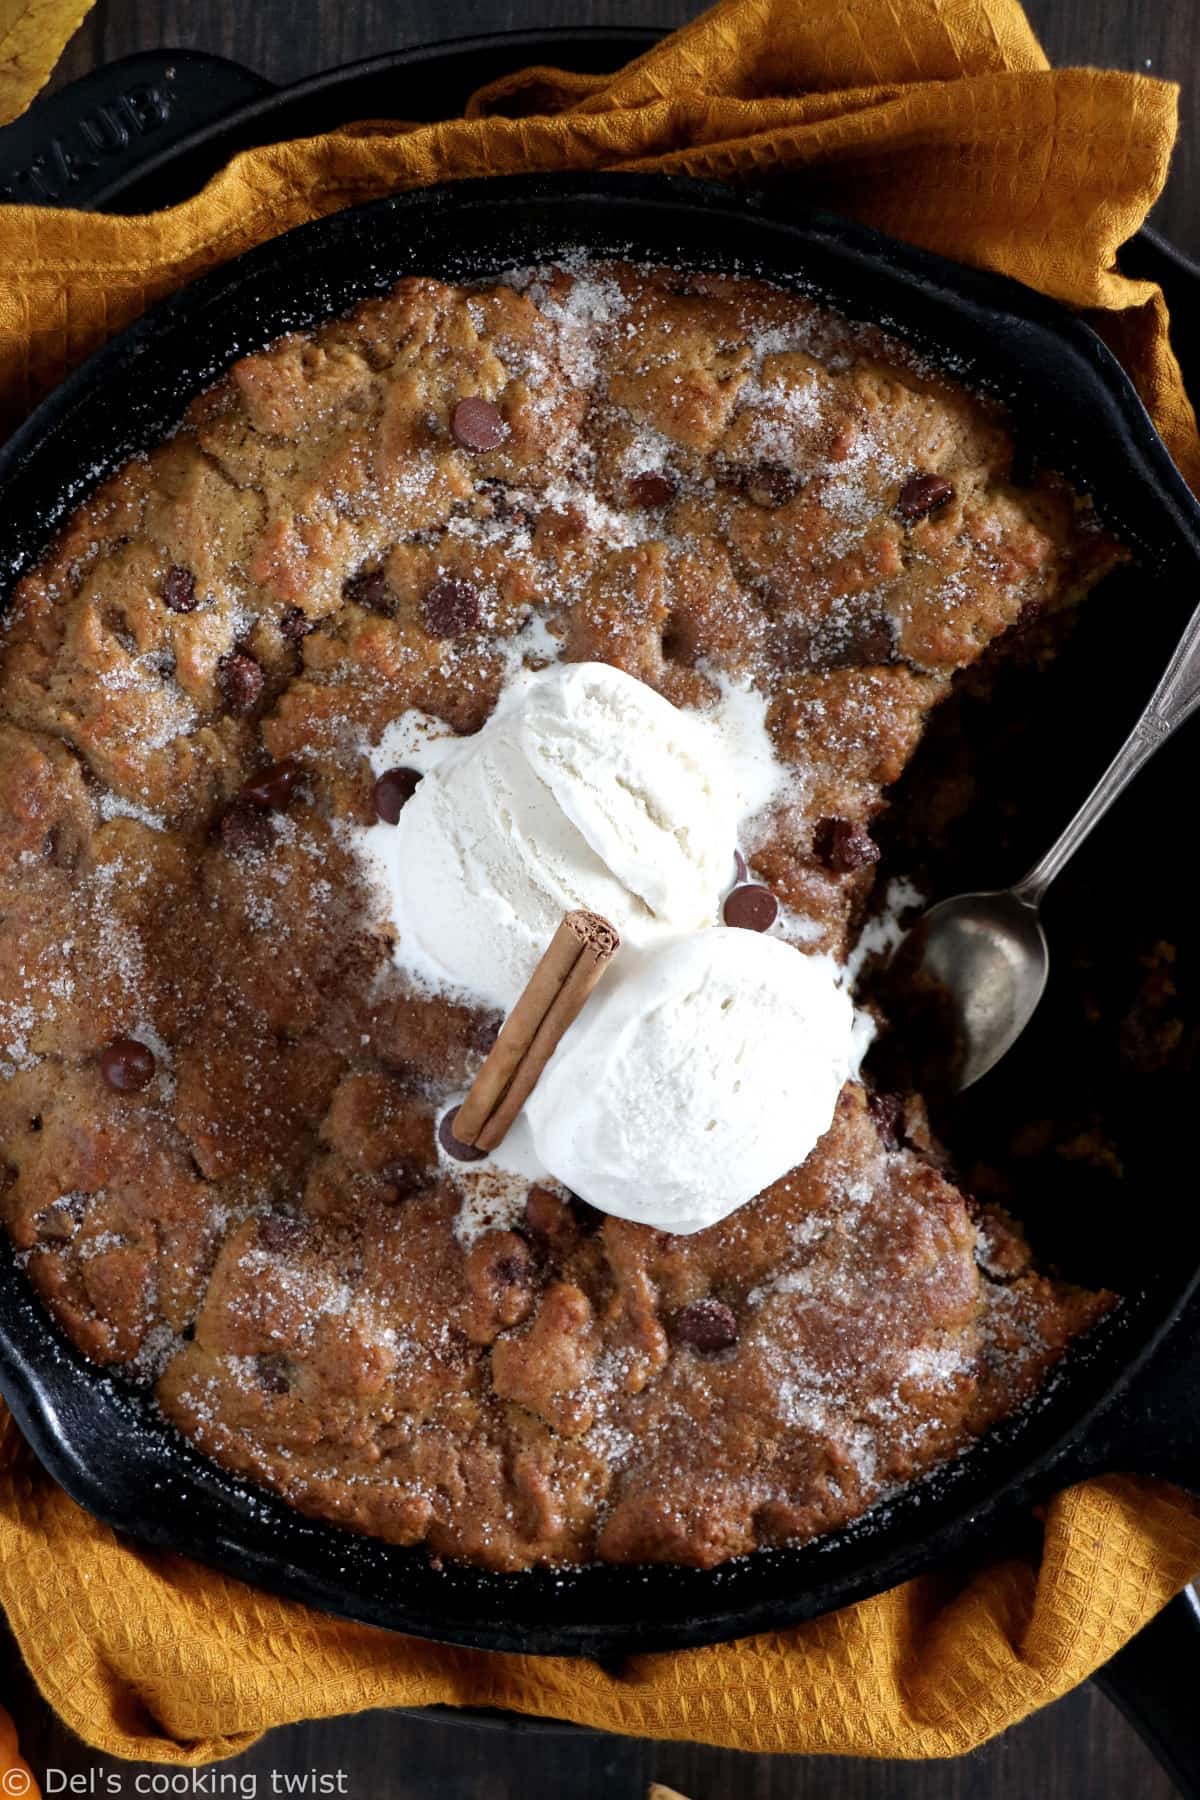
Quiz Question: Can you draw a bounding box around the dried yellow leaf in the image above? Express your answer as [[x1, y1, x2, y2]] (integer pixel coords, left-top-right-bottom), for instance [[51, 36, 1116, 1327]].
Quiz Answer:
[[0, 0, 95, 126]]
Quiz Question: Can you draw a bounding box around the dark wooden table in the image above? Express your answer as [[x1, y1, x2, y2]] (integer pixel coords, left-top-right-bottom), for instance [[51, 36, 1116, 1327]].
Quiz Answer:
[[3, 2, 1198, 1796]]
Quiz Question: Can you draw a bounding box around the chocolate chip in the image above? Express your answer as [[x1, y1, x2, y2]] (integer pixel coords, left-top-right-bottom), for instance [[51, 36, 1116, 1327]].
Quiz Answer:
[[100, 1036, 156, 1093], [241, 758, 301, 811], [732, 849, 748, 885], [259, 1214, 309, 1254], [813, 817, 880, 873], [536, 503, 588, 546], [723, 883, 779, 932], [772, 610, 896, 673], [729, 462, 799, 508], [423, 576, 481, 638], [34, 1191, 86, 1241], [217, 796, 274, 855], [219, 651, 264, 714], [162, 565, 198, 613], [673, 1298, 739, 1355], [478, 479, 532, 529], [451, 396, 508, 452], [438, 1105, 487, 1163], [897, 472, 955, 522], [494, 1250, 531, 1286], [843, 614, 897, 666], [565, 1190, 604, 1236], [255, 1352, 292, 1395], [280, 606, 313, 641], [344, 570, 395, 616], [470, 1014, 503, 1056], [867, 1090, 904, 1151], [373, 767, 421, 824], [628, 470, 677, 508], [380, 1157, 426, 1203]]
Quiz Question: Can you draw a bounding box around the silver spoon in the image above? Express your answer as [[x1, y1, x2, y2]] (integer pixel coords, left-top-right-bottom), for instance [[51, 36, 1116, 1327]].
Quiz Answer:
[[899, 600, 1200, 1090]]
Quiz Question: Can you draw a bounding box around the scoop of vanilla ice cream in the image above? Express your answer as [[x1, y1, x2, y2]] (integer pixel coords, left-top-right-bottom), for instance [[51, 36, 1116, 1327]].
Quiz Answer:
[[379, 663, 741, 1009], [521, 928, 862, 1234]]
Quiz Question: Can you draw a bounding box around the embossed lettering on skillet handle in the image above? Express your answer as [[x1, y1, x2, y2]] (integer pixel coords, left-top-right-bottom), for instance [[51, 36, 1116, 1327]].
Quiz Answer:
[[0, 49, 273, 211]]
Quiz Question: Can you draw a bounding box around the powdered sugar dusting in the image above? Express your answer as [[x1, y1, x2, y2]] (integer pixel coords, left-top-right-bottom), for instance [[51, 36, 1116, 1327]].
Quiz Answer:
[[0, 250, 1113, 1572]]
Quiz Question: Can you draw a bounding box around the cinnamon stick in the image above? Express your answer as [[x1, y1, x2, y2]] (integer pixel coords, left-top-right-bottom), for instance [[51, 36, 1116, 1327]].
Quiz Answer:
[[453, 909, 619, 1152]]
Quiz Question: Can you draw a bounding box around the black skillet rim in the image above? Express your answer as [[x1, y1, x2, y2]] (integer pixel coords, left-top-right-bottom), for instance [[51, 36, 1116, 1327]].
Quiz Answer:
[[2, 170, 1200, 1657]]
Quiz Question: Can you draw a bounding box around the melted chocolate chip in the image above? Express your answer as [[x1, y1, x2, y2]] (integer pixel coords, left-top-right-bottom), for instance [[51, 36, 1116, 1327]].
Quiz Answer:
[[494, 1250, 532, 1286], [438, 1105, 487, 1163], [423, 576, 481, 638], [478, 479, 532, 529], [897, 472, 955, 522], [628, 470, 677, 508], [1011, 597, 1046, 640], [380, 1157, 426, 1203], [730, 462, 799, 508], [841, 613, 897, 667], [867, 1090, 904, 1152], [217, 796, 274, 855], [772, 610, 896, 673], [536, 503, 588, 546], [565, 1190, 604, 1236], [162, 565, 198, 613], [241, 758, 301, 811], [451, 396, 508, 452], [259, 1214, 309, 1254], [723, 883, 779, 932], [470, 1014, 503, 1056], [344, 570, 395, 616], [255, 1352, 293, 1395], [673, 1298, 739, 1355], [279, 606, 313, 641], [100, 1036, 156, 1093], [220, 651, 264, 714], [373, 767, 421, 824], [813, 817, 880, 873]]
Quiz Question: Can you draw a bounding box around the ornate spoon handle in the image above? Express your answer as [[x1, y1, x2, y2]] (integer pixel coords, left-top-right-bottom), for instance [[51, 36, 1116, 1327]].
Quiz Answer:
[[1015, 598, 1200, 908]]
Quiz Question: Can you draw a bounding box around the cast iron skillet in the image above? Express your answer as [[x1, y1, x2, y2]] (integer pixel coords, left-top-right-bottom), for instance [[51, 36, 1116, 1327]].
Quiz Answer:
[[2, 28, 1200, 1761], [1, 162, 1199, 1652]]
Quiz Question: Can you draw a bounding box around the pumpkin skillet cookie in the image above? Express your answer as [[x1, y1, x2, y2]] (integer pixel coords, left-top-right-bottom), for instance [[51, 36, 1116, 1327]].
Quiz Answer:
[[0, 261, 1116, 1570]]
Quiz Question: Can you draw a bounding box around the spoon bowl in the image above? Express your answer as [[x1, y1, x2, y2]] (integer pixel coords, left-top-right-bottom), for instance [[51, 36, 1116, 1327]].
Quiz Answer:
[[905, 890, 1049, 1090]]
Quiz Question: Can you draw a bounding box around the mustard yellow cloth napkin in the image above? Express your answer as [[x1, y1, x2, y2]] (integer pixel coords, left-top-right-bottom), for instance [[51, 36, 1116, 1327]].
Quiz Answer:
[[2, 0, 1199, 1765]]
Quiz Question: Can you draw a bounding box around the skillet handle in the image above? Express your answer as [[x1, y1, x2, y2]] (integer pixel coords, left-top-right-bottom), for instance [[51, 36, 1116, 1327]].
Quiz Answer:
[[0, 49, 274, 209], [1065, 1293, 1200, 1794], [1095, 1589, 1200, 1800], [1098, 237, 1200, 1794], [1069, 1286, 1200, 1494]]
